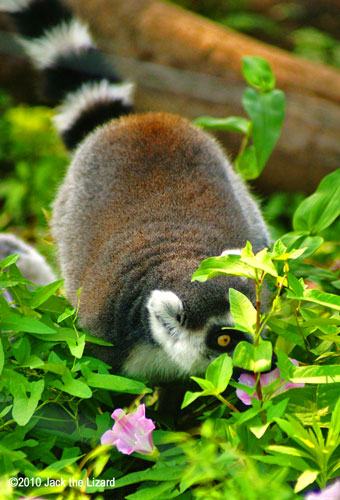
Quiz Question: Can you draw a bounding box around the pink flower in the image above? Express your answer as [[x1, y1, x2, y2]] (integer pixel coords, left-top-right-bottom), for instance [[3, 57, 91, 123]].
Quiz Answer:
[[101, 404, 155, 455], [236, 359, 304, 406], [305, 480, 340, 500]]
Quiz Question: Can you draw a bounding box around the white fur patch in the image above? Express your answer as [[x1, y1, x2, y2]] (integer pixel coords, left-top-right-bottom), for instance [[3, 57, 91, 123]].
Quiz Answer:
[[0, 0, 34, 12], [146, 290, 217, 376], [20, 18, 93, 69], [53, 80, 134, 133], [0, 234, 57, 287], [221, 248, 242, 256]]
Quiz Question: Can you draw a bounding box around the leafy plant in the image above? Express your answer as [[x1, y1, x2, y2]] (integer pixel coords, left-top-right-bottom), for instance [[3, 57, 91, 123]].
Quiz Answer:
[[194, 56, 285, 180]]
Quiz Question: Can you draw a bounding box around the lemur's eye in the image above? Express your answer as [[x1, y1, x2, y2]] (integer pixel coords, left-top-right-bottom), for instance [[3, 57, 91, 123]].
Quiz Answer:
[[217, 334, 230, 347]]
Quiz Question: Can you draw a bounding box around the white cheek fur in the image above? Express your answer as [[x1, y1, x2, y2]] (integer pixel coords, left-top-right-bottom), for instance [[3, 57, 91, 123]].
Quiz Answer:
[[146, 290, 207, 374]]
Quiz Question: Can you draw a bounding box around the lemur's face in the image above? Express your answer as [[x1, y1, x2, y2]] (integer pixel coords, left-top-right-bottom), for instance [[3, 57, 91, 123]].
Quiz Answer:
[[122, 287, 253, 381]]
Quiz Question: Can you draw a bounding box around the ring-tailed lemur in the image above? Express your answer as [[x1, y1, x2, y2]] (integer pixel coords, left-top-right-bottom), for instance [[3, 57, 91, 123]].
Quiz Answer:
[[2, 0, 270, 382]]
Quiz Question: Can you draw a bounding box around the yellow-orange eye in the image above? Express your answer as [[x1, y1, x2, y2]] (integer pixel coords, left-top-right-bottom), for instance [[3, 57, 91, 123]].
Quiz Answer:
[[217, 334, 231, 347]]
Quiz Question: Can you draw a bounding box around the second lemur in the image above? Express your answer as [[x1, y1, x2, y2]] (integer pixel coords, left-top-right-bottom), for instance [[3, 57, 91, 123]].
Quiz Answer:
[[2, 0, 270, 382]]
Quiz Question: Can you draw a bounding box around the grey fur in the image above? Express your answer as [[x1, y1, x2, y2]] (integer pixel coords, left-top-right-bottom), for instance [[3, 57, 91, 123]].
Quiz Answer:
[[0, 234, 57, 302], [52, 112, 269, 381]]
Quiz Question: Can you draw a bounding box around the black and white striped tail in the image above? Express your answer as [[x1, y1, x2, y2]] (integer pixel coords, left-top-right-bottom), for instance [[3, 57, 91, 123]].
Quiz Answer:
[[2, 0, 134, 149]]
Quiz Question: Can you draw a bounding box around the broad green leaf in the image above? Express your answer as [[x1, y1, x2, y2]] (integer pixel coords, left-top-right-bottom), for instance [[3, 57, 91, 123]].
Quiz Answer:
[[192, 254, 255, 282], [194, 115, 250, 135], [288, 289, 340, 311], [205, 353, 233, 393], [275, 417, 316, 452], [191, 376, 215, 391], [266, 445, 311, 460], [268, 318, 306, 347], [11, 335, 30, 364], [86, 372, 151, 395], [243, 87, 285, 171], [52, 370, 92, 399], [241, 247, 278, 277], [287, 272, 305, 296], [293, 169, 340, 234], [0, 313, 56, 334], [39, 362, 67, 375], [281, 232, 324, 259], [0, 254, 19, 269], [229, 288, 256, 335], [242, 56, 275, 91], [233, 340, 272, 371], [65, 333, 86, 359], [249, 418, 270, 439], [29, 280, 64, 308], [10, 378, 44, 426], [235, 145, 259, 180], [290, 364, 340, 384], [181, 389, 214, 409], [294, 470, 319, 493]]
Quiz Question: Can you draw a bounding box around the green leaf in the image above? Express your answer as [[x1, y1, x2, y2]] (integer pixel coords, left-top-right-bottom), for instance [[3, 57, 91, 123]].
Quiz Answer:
[[288, 289, 340, 311], [267, 318, 305, 347], [86, 372, 151, 395], [290, 364, 340, 384], [65, 333, 86, 359], [294, 470, 319, 493], [181, 389, 213, 409], [293, 169, 340, 234], [29, 280, 64, 308], [115, 465, 184, 488], [241, 247, 278, 277], [0, 254, 19, 270], [270, 240, 306, 261], [243, 87, 285, 172], [242, 56, 275, 91], [0, 314, 56, 334], [235, 145, 259, 180], [190, 376, 215, 391], [281, 232, 324, 259], [233, 341, 272, 371], [229, 288, 257, 335], [193, 115, 250, 135], [57, 307, 75, 322], [205, 353, 233, 393], [266, 445, 311, 460], [10, 378, 44, 426], [192, 254, 255, 282], [52, 370, 92, 399], [11, 335, 30, 364]]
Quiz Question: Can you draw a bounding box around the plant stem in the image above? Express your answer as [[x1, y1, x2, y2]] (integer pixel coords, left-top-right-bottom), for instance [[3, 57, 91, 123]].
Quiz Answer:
[[216, 394, 240, 413]]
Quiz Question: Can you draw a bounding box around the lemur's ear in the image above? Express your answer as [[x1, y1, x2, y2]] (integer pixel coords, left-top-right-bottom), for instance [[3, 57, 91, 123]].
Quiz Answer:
[[147, 290, 184, 327]]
